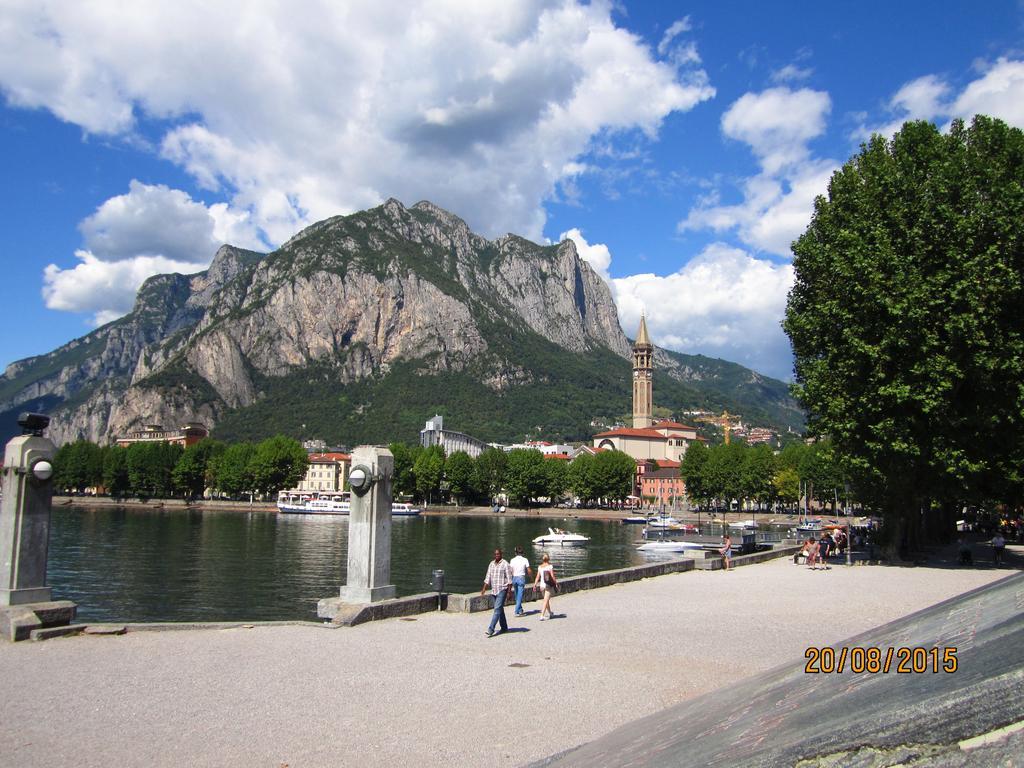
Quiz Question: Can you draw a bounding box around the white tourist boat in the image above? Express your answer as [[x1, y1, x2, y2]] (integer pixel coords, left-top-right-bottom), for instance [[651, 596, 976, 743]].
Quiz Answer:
[[532, 527, 590, 546], [636, 540, 705, 553], [276, 491, 420, 516], [390, 501, 422, 516]]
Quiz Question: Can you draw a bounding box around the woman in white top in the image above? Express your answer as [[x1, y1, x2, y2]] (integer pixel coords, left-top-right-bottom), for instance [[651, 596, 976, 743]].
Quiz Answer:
[[533, 553, 557, 620]]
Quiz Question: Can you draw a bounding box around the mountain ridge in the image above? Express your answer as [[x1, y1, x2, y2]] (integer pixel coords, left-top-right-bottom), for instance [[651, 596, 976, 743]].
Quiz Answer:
[[1, 199, 802, 444]]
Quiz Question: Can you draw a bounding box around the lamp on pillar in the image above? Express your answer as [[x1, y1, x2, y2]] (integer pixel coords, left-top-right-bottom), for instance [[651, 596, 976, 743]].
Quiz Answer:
[[340, 447, 396, 604], [0, 413, 78, 641]]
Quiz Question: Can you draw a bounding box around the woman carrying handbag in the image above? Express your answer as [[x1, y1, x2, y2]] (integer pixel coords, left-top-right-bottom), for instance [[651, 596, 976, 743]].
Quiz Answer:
[[533, 553, 558, 620]]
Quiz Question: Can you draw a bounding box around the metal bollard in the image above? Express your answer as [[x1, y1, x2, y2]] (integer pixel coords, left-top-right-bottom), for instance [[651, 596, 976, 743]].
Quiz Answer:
[[431, 569, 445, 611]]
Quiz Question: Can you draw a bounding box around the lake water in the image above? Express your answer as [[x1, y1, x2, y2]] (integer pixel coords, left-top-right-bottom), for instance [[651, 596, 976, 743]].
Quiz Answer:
[[47, 506, 693, 623]]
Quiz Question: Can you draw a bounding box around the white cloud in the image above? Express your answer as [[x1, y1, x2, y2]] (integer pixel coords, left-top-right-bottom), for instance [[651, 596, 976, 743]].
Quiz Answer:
[[0, 0, 715, 247], [682, 87, 836, 257], [855, 59, 1024, 141], [951, 58, 1024, 126], [721, 87, 831, 174], [613, 243, 794, 379], [562, 230, 795, 379], [42, 181, 266, 325], [42, 250, 204, 325], [771, 64, 813, 83], [561, 227, 611, 281], [658, 18, 692, 56], [853, 74, 951, 140], [79, 180, 265, 263]]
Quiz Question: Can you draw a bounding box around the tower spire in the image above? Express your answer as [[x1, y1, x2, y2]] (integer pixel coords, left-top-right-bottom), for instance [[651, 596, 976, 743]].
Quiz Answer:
[[632, 314, 653, 429], [636, 313, 651, 346]]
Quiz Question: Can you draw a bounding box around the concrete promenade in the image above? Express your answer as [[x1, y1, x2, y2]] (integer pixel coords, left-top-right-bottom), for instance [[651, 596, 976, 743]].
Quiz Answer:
[[0, 552, 1015, 767]]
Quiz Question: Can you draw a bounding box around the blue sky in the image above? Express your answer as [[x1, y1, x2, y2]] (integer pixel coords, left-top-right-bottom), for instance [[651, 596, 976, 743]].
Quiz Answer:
[[1, 1, 1022, 381]]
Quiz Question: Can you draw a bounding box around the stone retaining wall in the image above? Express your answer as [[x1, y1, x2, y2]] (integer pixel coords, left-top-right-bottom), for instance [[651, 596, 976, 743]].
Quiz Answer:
[[320, 547, 804, 625], [694, 544, 802, 571], [447, 557, 698, 613]]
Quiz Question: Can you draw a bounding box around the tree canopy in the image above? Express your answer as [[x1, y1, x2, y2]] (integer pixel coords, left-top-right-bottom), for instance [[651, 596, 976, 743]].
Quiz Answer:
[[785, 115, 1024, 548]]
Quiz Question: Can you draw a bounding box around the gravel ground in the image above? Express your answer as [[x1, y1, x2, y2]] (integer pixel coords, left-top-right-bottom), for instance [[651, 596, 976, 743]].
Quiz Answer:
[[0, 554, 1013, 768]]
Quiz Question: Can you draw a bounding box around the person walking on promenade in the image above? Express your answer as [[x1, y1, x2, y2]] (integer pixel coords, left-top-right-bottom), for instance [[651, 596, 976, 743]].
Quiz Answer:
[[509, 546, 533, 616], [992, 532, 1006, 566], [719, 533, 733, 571], [806, 538, 820, 569], [533, 553, 558, 620], [818, 532, 832, 568], [481, 548, 513, 637]]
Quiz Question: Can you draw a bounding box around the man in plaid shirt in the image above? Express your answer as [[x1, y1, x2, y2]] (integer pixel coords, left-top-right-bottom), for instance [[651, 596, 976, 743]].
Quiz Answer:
[[481, 548, 513, 637]]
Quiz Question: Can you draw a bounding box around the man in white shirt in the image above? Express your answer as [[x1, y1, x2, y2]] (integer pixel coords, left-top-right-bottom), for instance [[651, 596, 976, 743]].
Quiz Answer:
[[509, 546, 533, 616]]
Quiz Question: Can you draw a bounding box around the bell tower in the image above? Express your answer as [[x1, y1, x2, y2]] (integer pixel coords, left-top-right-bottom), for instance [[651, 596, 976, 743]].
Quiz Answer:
[[632, 315, 653, 428]]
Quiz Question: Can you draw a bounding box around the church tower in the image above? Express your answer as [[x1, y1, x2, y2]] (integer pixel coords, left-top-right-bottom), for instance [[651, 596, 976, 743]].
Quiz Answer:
[[632, 315, 653, 428]]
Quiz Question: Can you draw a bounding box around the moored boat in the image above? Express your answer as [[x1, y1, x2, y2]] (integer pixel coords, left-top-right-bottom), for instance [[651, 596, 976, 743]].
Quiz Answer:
[[277, 491, 420, 516], [532, 527, 590, 546], [636, 540, 705, 553], [391, 502, 422, 517]]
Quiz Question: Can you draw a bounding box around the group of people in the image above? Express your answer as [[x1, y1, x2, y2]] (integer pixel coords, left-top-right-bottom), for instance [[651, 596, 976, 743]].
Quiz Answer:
[[794, 529, 847, 569], [959, 531, 1008, 566], [481, 546, 558, 637]]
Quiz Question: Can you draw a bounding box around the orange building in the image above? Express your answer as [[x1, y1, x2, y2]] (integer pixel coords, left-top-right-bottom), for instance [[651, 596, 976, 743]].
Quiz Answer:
[[640, 466, 686, 506], [116, 423, 208, 448]]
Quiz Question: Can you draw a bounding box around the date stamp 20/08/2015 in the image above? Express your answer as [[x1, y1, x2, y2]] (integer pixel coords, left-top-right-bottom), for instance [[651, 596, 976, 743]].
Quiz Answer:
[[804, 646, 958, 674]]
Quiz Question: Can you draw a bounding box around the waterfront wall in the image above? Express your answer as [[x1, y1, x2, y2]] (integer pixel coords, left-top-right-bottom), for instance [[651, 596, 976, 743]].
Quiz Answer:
[[335, 544, 803, 623], [449, 557, 697, 613], [54, 495, 277, 513]]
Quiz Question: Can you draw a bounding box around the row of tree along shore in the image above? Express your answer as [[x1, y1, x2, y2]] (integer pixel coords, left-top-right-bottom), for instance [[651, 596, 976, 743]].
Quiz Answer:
[[50, 430, 845, 517]]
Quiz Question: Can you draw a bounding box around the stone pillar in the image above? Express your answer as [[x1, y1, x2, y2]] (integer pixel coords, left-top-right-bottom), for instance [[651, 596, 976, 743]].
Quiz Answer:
[[0, 417, 77, 641], [340, 446, 396, 604], [1, 433, 57, 606]]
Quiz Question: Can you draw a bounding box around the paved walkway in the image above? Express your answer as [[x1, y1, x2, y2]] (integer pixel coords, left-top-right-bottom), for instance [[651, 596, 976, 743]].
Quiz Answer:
[[0, 552, 1015, 767]]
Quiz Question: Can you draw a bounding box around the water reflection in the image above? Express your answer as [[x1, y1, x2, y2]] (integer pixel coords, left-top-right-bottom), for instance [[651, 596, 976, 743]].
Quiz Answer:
[[46, 508, 660, 623]]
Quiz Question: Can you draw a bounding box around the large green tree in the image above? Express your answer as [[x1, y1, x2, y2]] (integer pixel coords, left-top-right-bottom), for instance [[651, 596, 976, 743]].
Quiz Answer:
[[249, 436, 309, 495], [413, 445, 445, 504], [785, 116, 1024, 549], [702, 442, 746, 509], [474, 447, 507, 503], [504, 449, 547, 506], [211, 442, 257, 498], [567, 453, 598, 504], [591, 450, 636, 502], [173, 438, 226, 499], [680, 440, 710, 509], [444, 450, 476, 505], [53, 440, 103, 493], [389, 442, 420, 499], [102, 446, 130, 499], [742, 443, 777, 510]]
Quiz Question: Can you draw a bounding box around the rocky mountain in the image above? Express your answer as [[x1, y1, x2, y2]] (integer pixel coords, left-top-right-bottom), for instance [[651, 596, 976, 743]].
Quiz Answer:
[[1, 199, 803, 445]]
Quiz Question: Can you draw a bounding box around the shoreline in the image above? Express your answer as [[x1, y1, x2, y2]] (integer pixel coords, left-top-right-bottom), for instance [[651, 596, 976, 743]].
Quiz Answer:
[[54, 495, 851, 526]]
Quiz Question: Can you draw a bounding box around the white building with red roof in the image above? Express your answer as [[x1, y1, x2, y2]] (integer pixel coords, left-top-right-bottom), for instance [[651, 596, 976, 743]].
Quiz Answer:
[[592, 420, 699, 463]]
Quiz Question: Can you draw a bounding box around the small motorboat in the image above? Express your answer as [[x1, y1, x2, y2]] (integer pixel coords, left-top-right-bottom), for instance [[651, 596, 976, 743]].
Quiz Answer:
[[794, 518, 824, 536], [637, 540, 705, 553], [622, 516, 648, 525], [729, 519, 758, 530], [532, 527, 590, 546], [646, 516, 684, 529]]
